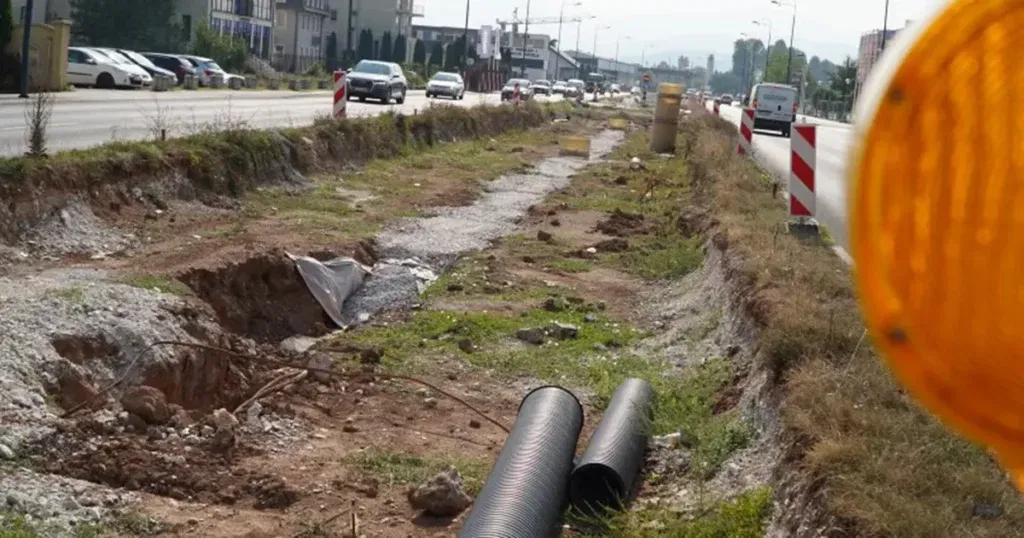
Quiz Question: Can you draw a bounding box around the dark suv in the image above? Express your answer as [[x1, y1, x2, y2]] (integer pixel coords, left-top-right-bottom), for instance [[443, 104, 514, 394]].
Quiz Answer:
[[347, 60, 407, 104], [141, 53, 196, 84]]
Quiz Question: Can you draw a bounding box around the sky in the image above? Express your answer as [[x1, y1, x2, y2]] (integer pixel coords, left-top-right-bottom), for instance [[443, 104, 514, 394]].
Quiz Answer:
[[417, 0, 941, 70]]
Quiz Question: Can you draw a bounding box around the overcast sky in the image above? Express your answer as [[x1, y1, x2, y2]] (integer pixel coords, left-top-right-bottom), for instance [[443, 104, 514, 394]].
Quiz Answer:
[[418, 0, 940, 69]]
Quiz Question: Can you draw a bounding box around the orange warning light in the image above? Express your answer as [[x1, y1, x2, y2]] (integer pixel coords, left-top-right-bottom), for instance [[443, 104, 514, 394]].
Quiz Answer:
[[848, 0, 1024, 490]]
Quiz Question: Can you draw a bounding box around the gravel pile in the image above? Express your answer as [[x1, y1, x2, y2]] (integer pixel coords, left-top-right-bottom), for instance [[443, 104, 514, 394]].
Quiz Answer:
[[1, 468, 138, 533], [339, 130, 623, 323], [19, 200, 136, 259], [0, 268, 225, 533]]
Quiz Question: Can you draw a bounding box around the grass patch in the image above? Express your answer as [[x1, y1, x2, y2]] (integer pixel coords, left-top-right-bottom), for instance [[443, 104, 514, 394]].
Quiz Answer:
[[118, 274, 193, 296], [618, 235, 703, 280], [346, 447, 490, 495], [599, 486, 772, 538], [682, 113, 1024, 535], [349, 305, 747, 475], [43, 286, 85, 304], [547, 258, 594, 273]]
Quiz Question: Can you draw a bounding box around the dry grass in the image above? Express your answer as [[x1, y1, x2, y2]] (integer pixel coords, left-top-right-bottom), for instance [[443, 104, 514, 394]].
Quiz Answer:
[[680, 113, 1024, 537]]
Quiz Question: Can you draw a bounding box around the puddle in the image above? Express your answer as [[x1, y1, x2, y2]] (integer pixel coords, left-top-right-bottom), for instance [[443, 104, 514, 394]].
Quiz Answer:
[[341, 130, 624, 324]]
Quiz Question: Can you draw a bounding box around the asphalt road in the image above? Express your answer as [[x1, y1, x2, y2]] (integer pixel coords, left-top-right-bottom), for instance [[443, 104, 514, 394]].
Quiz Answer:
[[0, 89, 558, 157], [709, 101, 855, 251]]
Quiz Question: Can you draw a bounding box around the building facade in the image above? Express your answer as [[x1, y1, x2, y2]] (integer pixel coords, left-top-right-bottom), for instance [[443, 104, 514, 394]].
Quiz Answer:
[[412, 24, 481, 62], [273, 0, 329, 70], [322, 0, 421, 63], [855, 21, 912, 89], [12, 0, 71, 23], [175, 0, 276, 58], [567, 51, 637, 84]]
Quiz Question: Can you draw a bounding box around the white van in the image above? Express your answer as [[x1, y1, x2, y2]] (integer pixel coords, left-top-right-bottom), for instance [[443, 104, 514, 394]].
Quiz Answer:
[[750, 83, 798, 137]]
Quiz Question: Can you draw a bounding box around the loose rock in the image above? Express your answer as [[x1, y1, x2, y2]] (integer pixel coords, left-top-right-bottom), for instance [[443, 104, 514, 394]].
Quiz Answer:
[[210, 408, 238, 431], [516, 327, 546, 345], [537, 230, 553, 243], [407, 466, 473, 517], [307, 353, 334, 383], [547, 322, 579, 340], [120, 386, 171, 425]]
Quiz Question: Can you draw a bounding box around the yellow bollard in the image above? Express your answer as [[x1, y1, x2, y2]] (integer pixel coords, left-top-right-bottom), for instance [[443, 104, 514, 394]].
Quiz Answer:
[[608, 117, 628, 130], [558, 136, 591, 157], [649, 83, 684, 153]]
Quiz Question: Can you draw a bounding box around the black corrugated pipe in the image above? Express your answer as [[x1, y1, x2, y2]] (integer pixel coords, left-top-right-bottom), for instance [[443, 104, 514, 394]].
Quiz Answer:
[[568, 378, 654, 516], [458, 385, 584, 538]]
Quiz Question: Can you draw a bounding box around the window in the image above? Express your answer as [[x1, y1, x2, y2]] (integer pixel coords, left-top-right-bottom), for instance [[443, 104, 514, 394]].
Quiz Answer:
[[182, 14, 192, 41], [276, 10, 286, 28], [68, 49, 86, 64], [330, 9, 337, 21]]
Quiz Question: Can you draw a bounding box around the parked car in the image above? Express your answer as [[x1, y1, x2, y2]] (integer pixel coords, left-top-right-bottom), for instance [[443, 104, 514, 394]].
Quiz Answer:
[[66, 47, 148, 89], [552, 81, 568, 95], [566, 79, 585, 97], [141, 53, 196, 84], [720, 94, 734, 105], [530, 79, 552, 96], [501, 78, 533, 101], [116, 49, 176, 83], [425, 71, 465, 100], [87, 48, 153, 87], [346, 60, 407, 104], [179, 55, 229, 86]]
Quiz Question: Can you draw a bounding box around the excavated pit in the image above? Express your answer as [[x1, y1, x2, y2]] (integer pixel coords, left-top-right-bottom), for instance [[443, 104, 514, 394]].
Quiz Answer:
[[178, 243, 377, 343]]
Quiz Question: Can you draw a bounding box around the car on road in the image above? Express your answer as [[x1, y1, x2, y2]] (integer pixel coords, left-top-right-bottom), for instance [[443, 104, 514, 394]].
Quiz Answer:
[[141, 53, 196, 85], [750, 83, 798, 137], [179, 55, 231, 87], [66, 47, 149, 89], [566, 79, 585, 97], [346, 60, 407, 104], [86, 48, 153, 87], [609, 83, 621, 94], [552, 81, 568, 95], [719, 94, 734, 105], [530, 80, 552, 96], [116, 49, 176, 83], [501, 78, 533, 101], [426, 72, 465, 100]]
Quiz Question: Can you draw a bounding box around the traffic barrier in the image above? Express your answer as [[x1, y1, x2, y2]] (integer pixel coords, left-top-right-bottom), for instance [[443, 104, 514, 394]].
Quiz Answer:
[[736, 107, 754, 155], [333, 71, 347, 118], [788, 124, 816, 217], [712, 99, 720, 115]]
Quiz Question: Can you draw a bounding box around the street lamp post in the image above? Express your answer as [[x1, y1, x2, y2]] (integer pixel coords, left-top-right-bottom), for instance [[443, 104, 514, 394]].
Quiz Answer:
[[461, 0, 470, 71], [574, 15, 595, 79], [521, 0, 532, 77], [753, 19, 771, 83], [880, 0, 891, 51], [771, 0, 797, 83], [592, 24, 610, 77], [614, 36, 630, 84], [554, 1, 582, 81]]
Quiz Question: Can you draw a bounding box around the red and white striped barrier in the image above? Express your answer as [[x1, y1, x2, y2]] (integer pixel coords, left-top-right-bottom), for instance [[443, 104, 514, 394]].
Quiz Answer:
[[333, 71, 347, 118], [737, 108, 754, 154], [712, 100, 720, 115], [789, 124, 816, 217]]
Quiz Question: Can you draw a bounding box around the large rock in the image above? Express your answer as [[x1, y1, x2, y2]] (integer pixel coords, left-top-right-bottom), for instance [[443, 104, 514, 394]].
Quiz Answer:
[[407, 466, 472, 517], [120, 386, 171, 424]]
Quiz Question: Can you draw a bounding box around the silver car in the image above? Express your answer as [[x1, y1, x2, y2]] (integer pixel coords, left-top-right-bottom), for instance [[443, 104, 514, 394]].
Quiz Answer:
[[426, 72, 465, 100]]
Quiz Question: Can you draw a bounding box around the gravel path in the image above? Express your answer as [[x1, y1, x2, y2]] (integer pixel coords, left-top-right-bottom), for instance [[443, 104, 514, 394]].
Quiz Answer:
[[340, 130, 624, 324]]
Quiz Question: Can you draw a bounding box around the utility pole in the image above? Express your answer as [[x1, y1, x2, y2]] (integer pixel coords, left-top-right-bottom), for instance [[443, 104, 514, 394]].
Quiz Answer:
[[880, 0, 890, 52], [18, 0, 34, 98], [521, 0, 531, 76], [462, 0, 470, 71], [553, 1, 575, 81], [785, 5, 796, 82], [345, 0, 355, 65], [574, 18, 583, 79]]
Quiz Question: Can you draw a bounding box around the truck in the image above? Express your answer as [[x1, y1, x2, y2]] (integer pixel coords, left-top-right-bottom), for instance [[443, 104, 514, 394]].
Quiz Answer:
[[750, 82, 799, 137], [584, 72, 606, 94]]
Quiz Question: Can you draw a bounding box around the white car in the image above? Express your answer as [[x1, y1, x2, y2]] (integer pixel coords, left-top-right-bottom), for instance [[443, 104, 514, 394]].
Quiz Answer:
[[750, 83, 799, 137], [425, 72, 465, 100], [552, 81, 568, 95], [66, 47, 150, 89], [610, 83, 621, 93], [88, 48, 152, 86]]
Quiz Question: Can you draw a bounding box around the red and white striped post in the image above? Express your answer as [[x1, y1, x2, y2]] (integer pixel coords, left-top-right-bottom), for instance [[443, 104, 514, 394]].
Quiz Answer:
[[712, 99, 720, 115], [333, 71, 347, 118], [789, 124, 817, 218], [737, 108, 754, 154]]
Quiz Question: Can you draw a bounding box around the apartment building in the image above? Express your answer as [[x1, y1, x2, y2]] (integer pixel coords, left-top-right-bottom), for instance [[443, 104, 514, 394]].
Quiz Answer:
[[176, 0, 276, 57], [856, 21, 912, 89], [274, 0, 330, 61], [11, 0, 71, 23], [323, 0, 421, 61]]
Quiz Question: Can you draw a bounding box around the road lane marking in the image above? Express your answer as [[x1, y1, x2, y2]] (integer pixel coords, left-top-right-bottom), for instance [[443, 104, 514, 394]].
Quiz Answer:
[[0, 122, 80, 132]]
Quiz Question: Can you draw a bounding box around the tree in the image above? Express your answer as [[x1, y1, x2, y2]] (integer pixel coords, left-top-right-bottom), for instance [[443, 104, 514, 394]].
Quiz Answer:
[[325, 32, 338, 60], [0, 0, 13, 50], [190, 21, 247, 71], [357, 29, 374, 60], [71, 0, 182, 51], [429, 41, 443, 67], [379, 31, 392, 61], [709, 71, 742, 94], [413, 39, 427, 64], [393, 34, 407, 63]]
